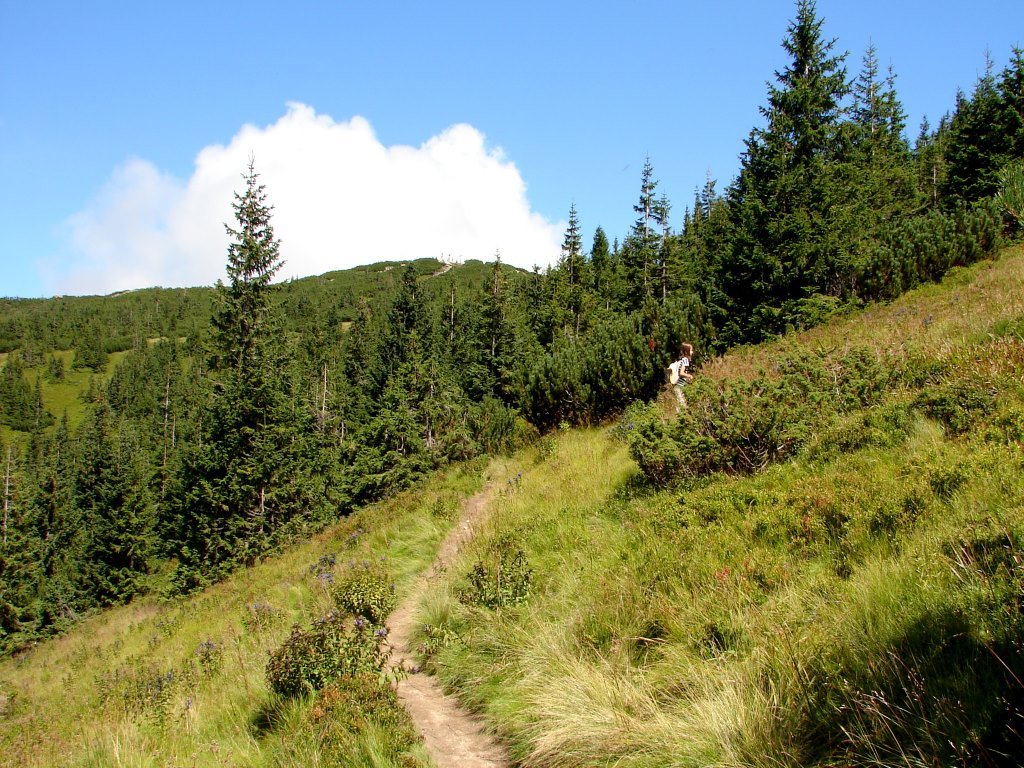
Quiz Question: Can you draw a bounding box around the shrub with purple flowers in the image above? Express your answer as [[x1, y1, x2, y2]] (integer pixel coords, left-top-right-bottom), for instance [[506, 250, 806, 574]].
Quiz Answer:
[[195, 639, 222, 676], [308, 553, 338, 586], [265, 611, 390, 698], [96, 661, 179, 722]]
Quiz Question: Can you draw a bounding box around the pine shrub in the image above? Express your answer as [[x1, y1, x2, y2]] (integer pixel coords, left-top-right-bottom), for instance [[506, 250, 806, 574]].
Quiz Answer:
[[629, 348, 897, 484], [860, 199, 1002, 301], [912, 380, 997, 435]]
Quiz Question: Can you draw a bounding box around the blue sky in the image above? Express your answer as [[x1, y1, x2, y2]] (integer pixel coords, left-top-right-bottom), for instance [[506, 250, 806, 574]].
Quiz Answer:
[[1, 1, 1021, 297]]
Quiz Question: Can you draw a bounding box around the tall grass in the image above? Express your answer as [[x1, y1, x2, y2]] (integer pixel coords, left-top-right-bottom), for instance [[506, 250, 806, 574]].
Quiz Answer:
[[412, 426, 1024, 766], [0, 459, 485, 767]]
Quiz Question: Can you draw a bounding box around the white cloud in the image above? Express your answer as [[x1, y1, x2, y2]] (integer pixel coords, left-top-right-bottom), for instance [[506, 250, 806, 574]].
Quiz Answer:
[[45, 104, 563, 295]]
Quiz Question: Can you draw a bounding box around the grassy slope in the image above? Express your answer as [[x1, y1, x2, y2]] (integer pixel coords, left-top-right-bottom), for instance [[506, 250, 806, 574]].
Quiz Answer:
[[0, 458, 488, 768], [0, 350, 128, 446], [407, 245, 1024, 767], [3, 248, 1023, 766], [705, 247, 1024, 380]]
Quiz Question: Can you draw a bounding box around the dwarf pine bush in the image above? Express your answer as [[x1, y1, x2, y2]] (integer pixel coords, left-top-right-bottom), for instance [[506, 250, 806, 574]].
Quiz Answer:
[[629, 346, 1006, 487], [912, 380, 997, 435]]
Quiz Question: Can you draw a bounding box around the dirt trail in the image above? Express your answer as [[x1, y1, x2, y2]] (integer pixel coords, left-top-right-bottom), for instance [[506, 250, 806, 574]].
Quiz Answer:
[[387, 485, 511, 768]]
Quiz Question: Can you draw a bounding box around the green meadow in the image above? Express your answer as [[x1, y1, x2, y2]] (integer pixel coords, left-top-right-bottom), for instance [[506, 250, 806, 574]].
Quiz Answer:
[[409, 247, 1024, 766]]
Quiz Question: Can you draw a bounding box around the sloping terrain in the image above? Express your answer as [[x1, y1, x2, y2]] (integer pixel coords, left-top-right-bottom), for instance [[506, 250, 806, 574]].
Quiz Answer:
[[2, 246, 1023, 767], [403, 246, 1024, 767], [0, 459, 491, 767]]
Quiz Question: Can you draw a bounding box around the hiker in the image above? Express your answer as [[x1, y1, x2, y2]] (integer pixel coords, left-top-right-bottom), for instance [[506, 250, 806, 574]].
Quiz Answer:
[[667, 343, 694, 408]]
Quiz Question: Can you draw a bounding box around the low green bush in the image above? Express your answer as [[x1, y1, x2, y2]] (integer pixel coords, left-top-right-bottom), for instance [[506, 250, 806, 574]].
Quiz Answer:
[[331, 561, 396, 624], [630, 348, 889, 484], [305, 674, 419, 762], [265, 612, 389, 698], [460, 537, 533, 609], [928, 462, 969, 501], [469, 396, 537, 454], [805, 402, 914, 461], [985, 406, 1024, 447], [913, 380, 996, 435], [621, 403, 692, 487]]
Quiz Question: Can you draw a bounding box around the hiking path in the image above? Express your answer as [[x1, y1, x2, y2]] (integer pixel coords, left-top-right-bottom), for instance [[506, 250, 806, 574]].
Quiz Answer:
[[387, 484, 511, 768]]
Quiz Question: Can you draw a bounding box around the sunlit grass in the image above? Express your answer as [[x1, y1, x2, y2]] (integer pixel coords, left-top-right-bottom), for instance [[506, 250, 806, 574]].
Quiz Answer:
[[0, 460, 486, 767], [402, 246, 1024, 767], [5, 246, 1023, 767], [704, 243, 1024, 382], [412, 421, 1024, 766]]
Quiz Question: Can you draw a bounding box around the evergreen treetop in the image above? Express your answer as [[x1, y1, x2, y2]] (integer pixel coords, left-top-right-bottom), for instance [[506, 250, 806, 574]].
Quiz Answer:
[[211, 159, 283, 374]]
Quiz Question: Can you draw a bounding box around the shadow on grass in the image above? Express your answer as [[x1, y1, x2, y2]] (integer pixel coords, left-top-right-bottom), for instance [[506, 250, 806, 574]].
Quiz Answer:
[[250, 696, 290, 737], [611, 469, 658, 503], [805, 598, 1024, 767]]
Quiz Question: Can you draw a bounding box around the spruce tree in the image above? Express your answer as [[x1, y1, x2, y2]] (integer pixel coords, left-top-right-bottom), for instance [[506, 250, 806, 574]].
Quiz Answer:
[[677, 176, 733, 348], [480, 258, 519, 403], [589, 226, 611, 307], [724, 0, 850, 341], [210, 160, 283, 373], [76, 404, 152, 605], [380, 264, 426, 378], [914, 115, 950, 208], [167, 162, 323, 588], [341, 298, 383, 425], [0, 356, 36, 432], [943, 59, 1006, 204], [553, 203, 590, 336], [623, 159, 667, 307], [844, 44, 920, 289], [999, 47, 1024, 162], [27, 418, 84, 630]]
